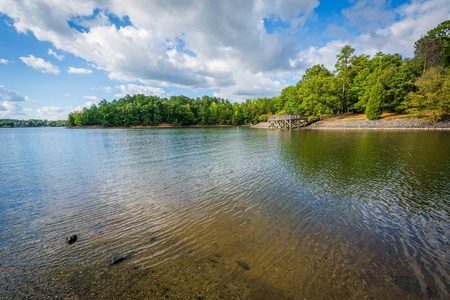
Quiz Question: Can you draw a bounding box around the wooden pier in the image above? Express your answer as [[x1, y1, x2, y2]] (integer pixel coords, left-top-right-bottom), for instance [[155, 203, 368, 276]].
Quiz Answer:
[[268, 115, 310, 129]]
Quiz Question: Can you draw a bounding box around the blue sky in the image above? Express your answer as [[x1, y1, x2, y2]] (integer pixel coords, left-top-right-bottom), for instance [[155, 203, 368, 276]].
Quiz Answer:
[[0, 0, 449, 120]]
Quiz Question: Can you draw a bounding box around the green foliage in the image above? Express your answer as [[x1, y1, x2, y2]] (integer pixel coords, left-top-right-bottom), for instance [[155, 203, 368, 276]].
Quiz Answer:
[[365, 82, 385, 120], [67, 94, 280, 127], [406, 66, 450, 121], [335, 45, 356, 113], [286, 65, 341, 116], [414, 20, 450, 72], [258, 112, 273, 122], [64, 21, 449, 126]]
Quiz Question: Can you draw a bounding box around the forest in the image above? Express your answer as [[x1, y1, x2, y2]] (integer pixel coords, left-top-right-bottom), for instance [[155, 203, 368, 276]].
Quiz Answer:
[[67, 21, 450, 127]]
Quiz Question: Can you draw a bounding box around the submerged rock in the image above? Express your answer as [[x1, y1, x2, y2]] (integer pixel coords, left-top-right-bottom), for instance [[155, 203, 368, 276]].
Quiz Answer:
[[111, 252, 135, 265], [208, 258, 219, 264], [67, 235, 77, 245], [236, 260, 250, 270]]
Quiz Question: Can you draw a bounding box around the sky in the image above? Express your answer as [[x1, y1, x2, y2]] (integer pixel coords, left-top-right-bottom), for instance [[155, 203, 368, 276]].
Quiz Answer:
[[0, 0, 449, 120]]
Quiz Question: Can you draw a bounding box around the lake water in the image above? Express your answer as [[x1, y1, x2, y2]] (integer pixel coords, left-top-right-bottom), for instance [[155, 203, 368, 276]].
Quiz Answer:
[[0, 127, 449, 299]]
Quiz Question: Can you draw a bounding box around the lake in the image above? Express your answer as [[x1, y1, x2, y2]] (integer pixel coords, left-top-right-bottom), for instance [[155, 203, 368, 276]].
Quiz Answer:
[[0, 127, 449, 299]]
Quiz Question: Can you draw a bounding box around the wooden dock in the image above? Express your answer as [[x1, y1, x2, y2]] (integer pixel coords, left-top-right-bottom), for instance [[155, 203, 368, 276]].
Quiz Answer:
[[268, 115, 310, 129]]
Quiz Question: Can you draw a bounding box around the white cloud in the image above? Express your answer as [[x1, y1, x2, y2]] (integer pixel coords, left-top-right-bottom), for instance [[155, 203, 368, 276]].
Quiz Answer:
[[352, 0, 450, 56], [0, 58, 9, 64], [68, 66, 93, 74], [100, 86, 112, 93], [20, 55, 60, 74], [64, 93, 69, 96], [0, 85, 27, 102], [0, 86, 29, 117], [289, 40, 348, 73], [1, 0, 449, 99], [72, 98, 101, 112], [36, 106, 67, 120], [342, 0, 396, 32], [115, 84, 165, 97], [288, 0, 450, 73], [0, 0, 319, 96], [72, 10, 111, 28], [37, 106, 64, 113], [83, 95, 100, 101], [48, 48, 63, 60], [0, 101, 25, 116]]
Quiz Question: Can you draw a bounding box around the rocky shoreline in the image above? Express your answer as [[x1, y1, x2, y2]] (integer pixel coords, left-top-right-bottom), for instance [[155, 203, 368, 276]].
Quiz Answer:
[[308, 118, 450, 130], [252, 115, 450, 130]]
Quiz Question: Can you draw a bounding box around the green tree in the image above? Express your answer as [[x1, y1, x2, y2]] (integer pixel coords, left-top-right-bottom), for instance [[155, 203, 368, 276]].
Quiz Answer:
[[66, 113, 76, 126], [414, 20, 450, 74], [365, 81, 385, 120], [406, 66, 450, 121], [73, 112, 83, 126], [335, 45, 356, 113], [286, 66, 341, 116]]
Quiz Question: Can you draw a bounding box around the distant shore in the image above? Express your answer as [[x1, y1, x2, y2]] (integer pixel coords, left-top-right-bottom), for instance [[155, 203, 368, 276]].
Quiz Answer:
[[67, 124, 237, 129], [252, 113, 450, 130]]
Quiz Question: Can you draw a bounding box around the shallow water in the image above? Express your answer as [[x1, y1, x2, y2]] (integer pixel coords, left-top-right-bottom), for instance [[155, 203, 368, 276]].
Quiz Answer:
[[0, 127, 449, 299]]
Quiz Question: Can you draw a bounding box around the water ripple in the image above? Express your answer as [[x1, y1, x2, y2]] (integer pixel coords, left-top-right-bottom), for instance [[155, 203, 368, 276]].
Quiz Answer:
[[0, 128, 449, 298]]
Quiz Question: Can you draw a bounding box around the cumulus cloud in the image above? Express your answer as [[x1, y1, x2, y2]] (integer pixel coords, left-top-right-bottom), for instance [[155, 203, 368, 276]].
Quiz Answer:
[[289, 0, 450, 72], [24, 96, 35, 102], [0, 86, 28, 117], [48, 48, 63, 60], [72, 98, 101, 112], [0, 85, 27, 102], [36, 106, 67, 120], [353, 0, 450, 56], [115, 84, 165, 97], [0, 0, 319, 96], [342, 0, 396, 32], [0, 58, 9, 64], [100, 86, 112, 93], [1, 0, 449, 99], [0, 101, 25, 116], [83, 95, 100, 102], [37, 106, 64, 114], [289, 40, 348, 72], [20, 55, 60, 74], [68, 66, 93, 74]]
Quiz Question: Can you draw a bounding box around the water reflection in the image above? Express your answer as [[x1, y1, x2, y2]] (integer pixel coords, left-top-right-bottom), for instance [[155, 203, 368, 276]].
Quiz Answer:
[[276, 129, 450, 298], [0, 127, 449, 299]]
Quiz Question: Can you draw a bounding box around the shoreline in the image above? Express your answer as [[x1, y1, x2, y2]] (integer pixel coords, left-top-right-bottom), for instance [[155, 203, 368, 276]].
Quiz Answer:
[[306, 126, 450, 130], [67, 124, 239, 129], [251, 113, 450, 130]]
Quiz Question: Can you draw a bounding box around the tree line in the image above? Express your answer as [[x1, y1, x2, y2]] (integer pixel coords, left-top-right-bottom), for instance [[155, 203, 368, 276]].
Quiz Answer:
[[0, 119, 65, 128], [67, 95, 281, 127], [67, 20, 450, 127]]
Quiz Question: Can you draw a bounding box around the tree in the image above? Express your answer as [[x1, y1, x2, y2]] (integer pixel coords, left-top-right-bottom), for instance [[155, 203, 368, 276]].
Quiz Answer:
[[286, 65, 341, 116], [365, 81, 385, 120], [406, 66, 450, 121], [335, 45, 356, 113], [414, 20, 450, 74], [66, 113, 76, 126], [73, 112, 83, 126]]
